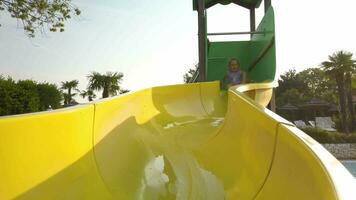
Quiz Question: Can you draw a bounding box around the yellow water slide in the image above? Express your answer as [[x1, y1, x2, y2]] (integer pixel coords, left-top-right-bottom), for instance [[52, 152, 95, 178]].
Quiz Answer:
[[0, 81, 355, 200]]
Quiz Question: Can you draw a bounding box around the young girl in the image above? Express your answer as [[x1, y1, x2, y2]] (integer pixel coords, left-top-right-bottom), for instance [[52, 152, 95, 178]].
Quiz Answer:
[[222, 58, 246, 89]]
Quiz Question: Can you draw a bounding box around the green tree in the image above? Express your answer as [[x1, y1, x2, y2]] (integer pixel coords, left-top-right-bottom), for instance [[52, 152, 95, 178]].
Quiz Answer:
[[0, 0, 81, 37], [276, 68, 307, 97], [276, 88, 306, 106], [0, 76, 18, 115], [1, 79, 40, 115], [0, 75, 63, 116], [61, 80, 79, 105], [37, 82, 62, 110], [321, 51, 354, 133], [345, 62, 356, 131], [87, 72, 124, 98], [297, 67, 337, 103], [183, 64, 198, 83], [80, 89, 96, 102], [16, 80, 40, 113]]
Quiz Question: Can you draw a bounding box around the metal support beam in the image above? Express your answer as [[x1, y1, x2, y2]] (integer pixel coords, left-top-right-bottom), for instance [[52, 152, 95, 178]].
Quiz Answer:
[[270, 88, 276, 112], [207, 31, 266, 36], [248, 36, 275, 72], [264, 0, 271, 13], [197, 0, 206, 82], [250, 7, 256, 39], [265, 0, 275, 111]]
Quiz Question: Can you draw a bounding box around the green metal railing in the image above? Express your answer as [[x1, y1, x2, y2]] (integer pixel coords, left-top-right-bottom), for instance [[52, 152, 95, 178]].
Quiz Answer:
[[207, 31, 269, 36]]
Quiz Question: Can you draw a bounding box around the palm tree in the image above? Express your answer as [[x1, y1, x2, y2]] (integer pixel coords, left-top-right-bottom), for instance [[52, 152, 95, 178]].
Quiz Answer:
[[87, 72, 124, 98], [62, 93, 76, 105], [80, 89, 96, 102], [321, 51, 354, 133], [345, 62, 356, 131], [61, 80, 79, 105]]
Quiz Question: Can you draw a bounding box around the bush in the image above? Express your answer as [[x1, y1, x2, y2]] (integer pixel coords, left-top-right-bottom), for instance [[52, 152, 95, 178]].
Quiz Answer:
[[342, 134, 356, 143], [302, 127, 356, 144], [332, 116, 342, 132]]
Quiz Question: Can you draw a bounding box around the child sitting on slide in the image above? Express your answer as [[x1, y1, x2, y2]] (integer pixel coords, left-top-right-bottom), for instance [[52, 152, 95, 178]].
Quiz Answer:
[[222, 58, 246, 89]]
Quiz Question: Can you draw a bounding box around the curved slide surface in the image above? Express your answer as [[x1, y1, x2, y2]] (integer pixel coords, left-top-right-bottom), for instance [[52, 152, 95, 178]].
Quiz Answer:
[[0, 81, 355, 199]]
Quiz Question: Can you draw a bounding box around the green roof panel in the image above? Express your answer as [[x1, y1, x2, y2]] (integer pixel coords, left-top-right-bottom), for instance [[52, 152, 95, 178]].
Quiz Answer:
[[193, 0, 263, 10]]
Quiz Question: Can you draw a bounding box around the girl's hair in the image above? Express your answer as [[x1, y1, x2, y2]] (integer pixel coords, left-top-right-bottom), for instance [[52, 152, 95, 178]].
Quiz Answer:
[[228, 58, 240, 66]]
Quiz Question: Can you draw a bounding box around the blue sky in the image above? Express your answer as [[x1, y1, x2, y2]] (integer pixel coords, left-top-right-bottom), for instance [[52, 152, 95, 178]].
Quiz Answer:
[[1, 0, 356, 102]]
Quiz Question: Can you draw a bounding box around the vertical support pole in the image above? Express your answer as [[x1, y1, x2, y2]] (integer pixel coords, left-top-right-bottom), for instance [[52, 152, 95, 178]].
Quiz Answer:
[[249, 7, 255, 39], [270, 88, 276, 112], [265, 0, 275, 111], [197, 0, 206, 82], [264, 0, 271, 13]]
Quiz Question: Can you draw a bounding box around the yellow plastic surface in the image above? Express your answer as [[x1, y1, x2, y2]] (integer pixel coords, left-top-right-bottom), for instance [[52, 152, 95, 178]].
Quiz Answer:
[[0, 81, 355, 200]]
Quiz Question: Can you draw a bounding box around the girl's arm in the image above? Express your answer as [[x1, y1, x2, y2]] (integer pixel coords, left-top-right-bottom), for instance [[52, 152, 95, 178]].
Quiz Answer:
[[221, 74, 227, 89], [242, 71, 247, 84]]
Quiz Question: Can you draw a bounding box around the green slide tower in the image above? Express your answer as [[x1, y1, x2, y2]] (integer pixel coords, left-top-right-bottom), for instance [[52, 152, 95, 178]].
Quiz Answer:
[[192, 0, 276, 83]]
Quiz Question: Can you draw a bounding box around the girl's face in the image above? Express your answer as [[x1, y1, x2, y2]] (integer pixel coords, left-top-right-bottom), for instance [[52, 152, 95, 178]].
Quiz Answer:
[[229, 60, 240, 72]]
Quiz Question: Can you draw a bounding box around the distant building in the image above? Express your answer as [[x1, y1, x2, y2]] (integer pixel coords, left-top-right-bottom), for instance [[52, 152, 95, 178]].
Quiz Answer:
[[276, 98, 339, 122]]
